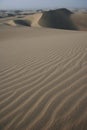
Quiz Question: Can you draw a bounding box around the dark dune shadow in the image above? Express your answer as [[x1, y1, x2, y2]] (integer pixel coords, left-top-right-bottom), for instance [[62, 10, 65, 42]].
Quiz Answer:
[[39, 8, 78, 30], [14, 20, 31, 27]]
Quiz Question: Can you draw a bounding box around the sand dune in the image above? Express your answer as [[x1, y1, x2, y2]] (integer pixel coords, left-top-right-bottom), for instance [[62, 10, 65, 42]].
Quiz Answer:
[[39, 8, 87, 30], [4, 13, 42, 27], [5, 20, 17, 26], [0, 25, 87, 130], [1, 8, 87, 30], [25, 13, 43, 27], [71, 12, 87, 31], [39, 8, 77, 30]]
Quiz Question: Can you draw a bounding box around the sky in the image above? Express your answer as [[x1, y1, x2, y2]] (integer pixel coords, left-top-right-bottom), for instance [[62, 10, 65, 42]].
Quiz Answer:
[[0, 0, 87, 10]]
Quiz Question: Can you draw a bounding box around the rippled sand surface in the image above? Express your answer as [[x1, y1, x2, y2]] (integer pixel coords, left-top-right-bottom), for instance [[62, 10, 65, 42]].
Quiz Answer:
[[0, 26, 87, 130]]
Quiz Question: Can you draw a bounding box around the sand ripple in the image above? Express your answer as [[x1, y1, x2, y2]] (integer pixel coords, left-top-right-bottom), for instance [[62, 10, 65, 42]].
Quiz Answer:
[[0, 28, 87, 130]]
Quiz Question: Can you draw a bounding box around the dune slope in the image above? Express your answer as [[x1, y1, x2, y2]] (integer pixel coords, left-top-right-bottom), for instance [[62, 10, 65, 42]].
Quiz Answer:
[[14, 20, 31, 27], [0, 27, 87, 130], [71, 12, 87, 31], [39, 8, 77, 30], [4, 13, 42, 28]]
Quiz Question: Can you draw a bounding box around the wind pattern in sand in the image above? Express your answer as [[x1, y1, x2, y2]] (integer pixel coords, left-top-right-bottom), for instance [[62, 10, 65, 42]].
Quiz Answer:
[[0, 27, 87, 130]]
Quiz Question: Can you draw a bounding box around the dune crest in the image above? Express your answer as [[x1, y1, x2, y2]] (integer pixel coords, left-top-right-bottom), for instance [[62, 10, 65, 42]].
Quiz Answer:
[[26, 13, 43, 27]]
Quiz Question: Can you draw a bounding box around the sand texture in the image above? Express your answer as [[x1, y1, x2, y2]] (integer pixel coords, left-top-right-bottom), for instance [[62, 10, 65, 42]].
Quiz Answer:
[[0, 27, 87, 130], [0, 8, 87, 130]]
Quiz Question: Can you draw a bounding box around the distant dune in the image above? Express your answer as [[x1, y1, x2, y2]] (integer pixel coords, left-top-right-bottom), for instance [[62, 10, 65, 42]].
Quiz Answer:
[[71, 12, 87, 31], [1, 8, 87, 31], [39, 8, 78, 30], [4, 13, 42, 27]]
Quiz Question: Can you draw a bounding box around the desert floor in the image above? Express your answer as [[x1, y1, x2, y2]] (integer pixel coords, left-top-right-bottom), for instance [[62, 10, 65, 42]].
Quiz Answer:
[[0, 19, 87, 130]]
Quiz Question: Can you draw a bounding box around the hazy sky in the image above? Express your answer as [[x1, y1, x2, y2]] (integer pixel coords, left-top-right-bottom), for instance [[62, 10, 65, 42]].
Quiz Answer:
[[0, 0, 87, 10]]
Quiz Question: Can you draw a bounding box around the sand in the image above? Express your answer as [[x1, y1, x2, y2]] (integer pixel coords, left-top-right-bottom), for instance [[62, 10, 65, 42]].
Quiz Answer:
[[71, 12, 87, 31], [0, 9, 87, 130], [1, 8, 87, 30]]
